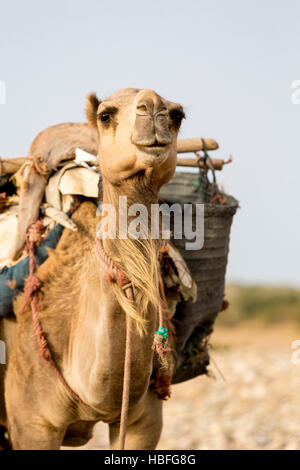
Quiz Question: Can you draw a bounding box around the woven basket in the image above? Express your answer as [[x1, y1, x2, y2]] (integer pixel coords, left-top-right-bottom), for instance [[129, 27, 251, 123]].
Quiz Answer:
[[159, 171, 238, 383]]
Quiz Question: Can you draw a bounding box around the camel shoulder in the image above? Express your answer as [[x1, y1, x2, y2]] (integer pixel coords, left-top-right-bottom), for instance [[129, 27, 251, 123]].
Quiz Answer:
[[39, 200, 99, 282], [14, 201, 99, 319]]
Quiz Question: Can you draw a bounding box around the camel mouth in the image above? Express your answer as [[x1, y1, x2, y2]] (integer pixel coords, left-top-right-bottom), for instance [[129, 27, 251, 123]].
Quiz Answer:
[[134, 145, 171, 168], [134, 143, 171, 166], [147, 141, 167, 148], [135, 142, 170, 156]]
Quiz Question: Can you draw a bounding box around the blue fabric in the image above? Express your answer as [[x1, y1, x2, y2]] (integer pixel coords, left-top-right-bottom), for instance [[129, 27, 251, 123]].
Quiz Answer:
[[0, 223, 65, 317]]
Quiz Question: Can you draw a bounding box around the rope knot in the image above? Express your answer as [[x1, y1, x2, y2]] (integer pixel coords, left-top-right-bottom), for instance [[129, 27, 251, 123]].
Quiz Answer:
[[20, 274, 43, 315], [116, 270, 131, 290], [26, 220, 44, 247], [155, 343, 172, 359], [25, 274, 42, 295], [95, 238, 131, 290], [36, 330, 51, 364], [153, 330, 172, 368]]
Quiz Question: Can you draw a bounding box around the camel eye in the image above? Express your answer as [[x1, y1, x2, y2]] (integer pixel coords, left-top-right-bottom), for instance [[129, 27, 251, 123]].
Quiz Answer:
[[98, 106, 118, 126], [100, 112, 111, 123]]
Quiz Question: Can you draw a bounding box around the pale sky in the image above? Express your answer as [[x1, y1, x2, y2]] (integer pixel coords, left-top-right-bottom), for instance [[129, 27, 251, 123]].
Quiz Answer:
[[0, 0, 299, 286]]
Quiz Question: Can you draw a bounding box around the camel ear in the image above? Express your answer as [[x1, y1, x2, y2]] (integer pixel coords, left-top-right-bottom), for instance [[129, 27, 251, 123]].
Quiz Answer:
[[86, 93, 101, 128]]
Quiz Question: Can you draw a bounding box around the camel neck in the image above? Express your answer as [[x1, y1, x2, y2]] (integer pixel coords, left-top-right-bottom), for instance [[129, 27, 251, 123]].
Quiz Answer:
[[102, 173, 159, 210], [68, 253, 156, 413], [100, 174, 161, 268], [66, 178, 161, 412]]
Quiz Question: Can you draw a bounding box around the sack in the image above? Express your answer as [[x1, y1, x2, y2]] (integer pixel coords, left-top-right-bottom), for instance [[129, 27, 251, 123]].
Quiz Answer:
[[160, 172, 238, 383]]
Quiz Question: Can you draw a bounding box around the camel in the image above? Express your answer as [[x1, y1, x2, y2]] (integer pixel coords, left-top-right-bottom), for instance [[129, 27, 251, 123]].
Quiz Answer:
[[0, 88, 185, 449]]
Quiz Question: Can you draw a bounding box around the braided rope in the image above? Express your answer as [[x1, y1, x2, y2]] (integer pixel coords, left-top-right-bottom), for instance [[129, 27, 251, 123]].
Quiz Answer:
[[21, 222, 92, 409]]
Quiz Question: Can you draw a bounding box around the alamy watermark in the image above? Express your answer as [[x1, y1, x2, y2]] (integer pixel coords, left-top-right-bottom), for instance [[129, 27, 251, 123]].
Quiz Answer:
[[0, 80, 6, 104], [96, 196, 205, 250]]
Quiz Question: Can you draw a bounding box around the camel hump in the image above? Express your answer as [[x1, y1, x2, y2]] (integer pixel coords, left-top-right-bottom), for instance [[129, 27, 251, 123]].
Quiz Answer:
[[29, 122, 99, 171]]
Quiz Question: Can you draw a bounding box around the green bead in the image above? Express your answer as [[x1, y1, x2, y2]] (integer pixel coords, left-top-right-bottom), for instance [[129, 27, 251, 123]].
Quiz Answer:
[[156, 326, 168, 336], [156, 326, 168, 338]]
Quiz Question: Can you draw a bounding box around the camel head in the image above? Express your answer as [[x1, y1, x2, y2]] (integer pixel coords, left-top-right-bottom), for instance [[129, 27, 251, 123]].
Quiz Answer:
[[86, 88, 185, 188]]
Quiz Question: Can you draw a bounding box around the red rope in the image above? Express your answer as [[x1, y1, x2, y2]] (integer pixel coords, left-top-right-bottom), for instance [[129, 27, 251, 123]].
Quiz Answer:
[[94, 238, 132, 290], [21, 221, 92, 408]]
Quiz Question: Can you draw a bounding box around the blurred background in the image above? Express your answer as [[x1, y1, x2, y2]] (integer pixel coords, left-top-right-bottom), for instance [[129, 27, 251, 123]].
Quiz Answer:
[[1, 0, 300, 450]]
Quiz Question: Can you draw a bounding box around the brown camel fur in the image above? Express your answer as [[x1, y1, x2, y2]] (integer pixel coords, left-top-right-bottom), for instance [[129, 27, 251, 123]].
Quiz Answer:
[[0, 88, 185, 449]]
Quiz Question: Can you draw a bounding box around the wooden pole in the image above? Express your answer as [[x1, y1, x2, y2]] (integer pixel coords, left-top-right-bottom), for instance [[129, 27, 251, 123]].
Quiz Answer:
[[177, 138, 218, 153], [0, 157, 29, 175], [0, 137, 221, 176], [176, 157, 224, 170]]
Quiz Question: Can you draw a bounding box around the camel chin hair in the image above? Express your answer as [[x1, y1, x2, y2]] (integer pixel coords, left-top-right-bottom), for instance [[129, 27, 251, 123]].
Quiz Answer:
[[107, 236, 161, 336]]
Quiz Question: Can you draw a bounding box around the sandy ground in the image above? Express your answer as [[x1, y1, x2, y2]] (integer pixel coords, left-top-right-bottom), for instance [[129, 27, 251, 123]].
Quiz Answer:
[[68, 324, 300, 450]]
